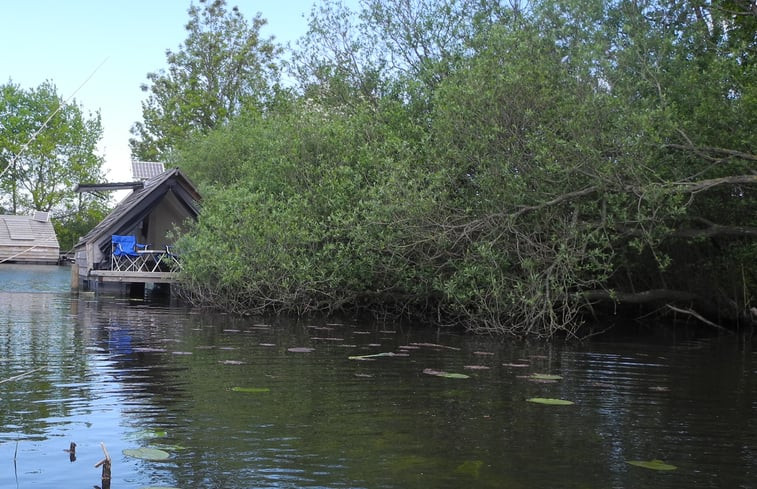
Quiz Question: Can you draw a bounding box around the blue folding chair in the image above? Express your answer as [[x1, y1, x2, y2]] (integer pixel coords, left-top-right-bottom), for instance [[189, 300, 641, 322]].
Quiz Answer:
[[112, 235, 147, 271]]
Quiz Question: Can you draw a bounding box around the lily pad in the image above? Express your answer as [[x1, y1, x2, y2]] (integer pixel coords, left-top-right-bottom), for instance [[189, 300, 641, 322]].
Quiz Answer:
[[410, 342, 461, 351], [126, 429, 167, 441], [423, 368, 470, 379], [627, 459, 677, 471], [526, 397, 574, 405], [231, 387, 270, 393], [151, 443, 186, 451], [455, 459, 484, 477], [528, 373, 563, 381], [348, 352, 399, 360], [123, 447, 170, 461]]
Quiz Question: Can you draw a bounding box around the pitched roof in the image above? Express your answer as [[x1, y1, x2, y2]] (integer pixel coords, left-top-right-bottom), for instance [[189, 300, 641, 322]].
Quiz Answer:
[[76, 167, 201, 248], [0, 214, 60, 263], [0, 214, 58, 243]]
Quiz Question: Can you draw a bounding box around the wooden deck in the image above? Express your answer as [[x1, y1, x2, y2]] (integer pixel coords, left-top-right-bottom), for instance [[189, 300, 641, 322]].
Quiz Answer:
[[88, 269, 178, 284]]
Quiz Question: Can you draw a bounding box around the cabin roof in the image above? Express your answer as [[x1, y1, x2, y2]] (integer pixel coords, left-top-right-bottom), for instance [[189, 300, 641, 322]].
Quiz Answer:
[[0, 214, 58, 245], [0, 214, 60, 263], [75, 167, 201, 249]]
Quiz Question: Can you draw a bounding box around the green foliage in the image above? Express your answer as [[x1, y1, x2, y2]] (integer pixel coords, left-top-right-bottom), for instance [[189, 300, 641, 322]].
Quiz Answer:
[[176, 96, 438, 317], [0, 80, 105, 220], [54, 201, 110, 252], [172, 0, 756, 337], [130, 0, 281, 160]]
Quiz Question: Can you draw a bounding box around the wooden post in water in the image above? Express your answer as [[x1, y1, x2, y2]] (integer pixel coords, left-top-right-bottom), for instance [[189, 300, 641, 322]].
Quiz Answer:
[[70, 263, 79, 291], [94, 442, 111, 489]]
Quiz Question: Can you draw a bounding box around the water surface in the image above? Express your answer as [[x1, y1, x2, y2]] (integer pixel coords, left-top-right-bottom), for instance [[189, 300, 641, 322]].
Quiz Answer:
[[0, 265, 754, 488]]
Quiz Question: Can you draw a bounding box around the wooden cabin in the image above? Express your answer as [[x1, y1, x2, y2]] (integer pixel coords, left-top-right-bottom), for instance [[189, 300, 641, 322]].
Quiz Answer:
[[0, 212, 60, 264], [73, 167, 201, 291]]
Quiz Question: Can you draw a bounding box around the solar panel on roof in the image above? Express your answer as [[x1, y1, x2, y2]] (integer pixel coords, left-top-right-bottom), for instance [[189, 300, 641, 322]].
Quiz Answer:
[[131, 161, 165, 180], [5, 219, 34, 240]]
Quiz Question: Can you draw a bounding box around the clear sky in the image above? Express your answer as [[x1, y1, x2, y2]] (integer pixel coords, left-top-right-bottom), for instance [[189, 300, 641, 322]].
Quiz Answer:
[[0, 1, 354, 183]]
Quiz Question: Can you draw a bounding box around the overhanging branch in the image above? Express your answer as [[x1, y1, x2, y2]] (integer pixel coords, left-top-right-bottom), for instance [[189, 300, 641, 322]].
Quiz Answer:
[[582, 288, 698, 304]]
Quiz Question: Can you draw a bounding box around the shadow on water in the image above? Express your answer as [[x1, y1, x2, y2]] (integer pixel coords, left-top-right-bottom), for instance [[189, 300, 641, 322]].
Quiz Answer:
[[0, 264, 754, 488]]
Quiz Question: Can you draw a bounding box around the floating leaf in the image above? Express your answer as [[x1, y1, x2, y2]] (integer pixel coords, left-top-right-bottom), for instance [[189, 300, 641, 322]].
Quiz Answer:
[[423, 368, 470, 379], [231, 387, 270, 393], [410, 342, 461, 351], [627, 459, 677, 471], [123, 447, 170, 461], [151, 443, 186, 451], [456, 460, 484, 478], [348, 352, 399, 360], [126, 429, 167, 441], [528, 373, 563, 381], [526, 397, 574, 405]]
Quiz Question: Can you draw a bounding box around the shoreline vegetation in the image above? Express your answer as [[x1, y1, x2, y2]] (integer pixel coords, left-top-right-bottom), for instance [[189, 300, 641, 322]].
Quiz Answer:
[[135, 1, 756, 337]]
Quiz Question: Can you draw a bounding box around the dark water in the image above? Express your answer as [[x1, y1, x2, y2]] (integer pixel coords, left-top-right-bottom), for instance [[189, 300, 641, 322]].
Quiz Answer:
[[0, 264, 755, 488]]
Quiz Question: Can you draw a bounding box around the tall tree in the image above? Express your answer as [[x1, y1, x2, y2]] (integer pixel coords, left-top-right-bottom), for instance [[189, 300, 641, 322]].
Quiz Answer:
[[175, 0, 756, 337], [130, 0, 280, 160], [0, 80, 104, 217]]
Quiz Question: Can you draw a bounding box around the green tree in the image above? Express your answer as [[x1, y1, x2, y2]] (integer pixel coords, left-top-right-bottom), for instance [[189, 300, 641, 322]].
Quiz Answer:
[[175, 0, 756, 337], [130, 0, 281, 160], [0, 80, 105, 218], [54, 198, 110, 252], [422, 0, 757, 334], [293, 0, 517, 106]]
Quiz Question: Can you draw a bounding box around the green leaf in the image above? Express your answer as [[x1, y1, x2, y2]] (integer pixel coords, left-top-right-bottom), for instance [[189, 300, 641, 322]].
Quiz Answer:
[[126, 429, 167, 441], [528, 373, 563, 380], [526, 397, 574, 405], [231, 387, 270, 393], [348, 352, 399, 360], [423, 368, 470, 379], [123, 447, 171, 461], [627, 459, 677, 471]]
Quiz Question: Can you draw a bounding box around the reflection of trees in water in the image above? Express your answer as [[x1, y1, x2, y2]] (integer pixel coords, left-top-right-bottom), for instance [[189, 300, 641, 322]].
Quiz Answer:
[[0, 292, 88, 441], [73, 298, 195, 429], [2, 292, 755, 488]]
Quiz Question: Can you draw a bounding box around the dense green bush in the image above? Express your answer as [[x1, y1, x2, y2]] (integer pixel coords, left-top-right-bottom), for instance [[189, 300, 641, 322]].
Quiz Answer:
[[168, 0, 756, 336]]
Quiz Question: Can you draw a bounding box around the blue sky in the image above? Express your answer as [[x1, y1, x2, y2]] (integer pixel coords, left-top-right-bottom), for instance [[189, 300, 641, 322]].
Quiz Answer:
[[0, 1, 357, 183]]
